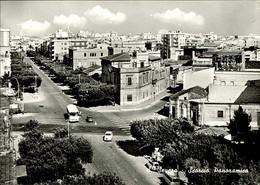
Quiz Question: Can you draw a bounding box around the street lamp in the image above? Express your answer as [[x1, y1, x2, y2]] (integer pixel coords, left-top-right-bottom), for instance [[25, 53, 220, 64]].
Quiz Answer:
[[67, 120, 70, 137]]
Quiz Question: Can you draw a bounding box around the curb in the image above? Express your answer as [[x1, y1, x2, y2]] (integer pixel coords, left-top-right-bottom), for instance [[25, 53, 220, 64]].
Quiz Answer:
[[90, 93, 168, 113]]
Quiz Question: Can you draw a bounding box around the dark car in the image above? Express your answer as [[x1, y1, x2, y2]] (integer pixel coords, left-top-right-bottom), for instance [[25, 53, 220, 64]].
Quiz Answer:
[[86, 116, 93, 123]]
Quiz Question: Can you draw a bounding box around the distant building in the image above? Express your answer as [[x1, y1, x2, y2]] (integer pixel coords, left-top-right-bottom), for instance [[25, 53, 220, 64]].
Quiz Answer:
[[157, 29, 168, 42], [101, 51, 170, 105], [0, 28, 11, 77], [161, 31, 186, 59], [69, 43, 109, 70], [142, 32, 154, 40], [51, 39, 71, 61]]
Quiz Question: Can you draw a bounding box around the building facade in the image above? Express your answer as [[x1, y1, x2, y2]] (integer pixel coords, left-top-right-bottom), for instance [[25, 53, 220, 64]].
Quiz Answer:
[[0, 28, 11, 77], [101, 51, 170, 105], [162, 31, 186, 59], [70, 43, 109, 70]]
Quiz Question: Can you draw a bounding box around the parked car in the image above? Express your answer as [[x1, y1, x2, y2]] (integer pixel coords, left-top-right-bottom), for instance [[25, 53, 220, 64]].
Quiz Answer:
[[86, 116, 93, 123], [145, 159, 162, 172], [103, 131, 113, 141], [163, 169, 188, 185]]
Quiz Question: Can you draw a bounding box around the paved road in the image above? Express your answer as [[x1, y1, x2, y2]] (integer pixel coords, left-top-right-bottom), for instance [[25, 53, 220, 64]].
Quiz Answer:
[[11, 57, 166, 185], [80, 134, 162, 185], [13, 57, 168, 135], [13, 57, 116, 129]]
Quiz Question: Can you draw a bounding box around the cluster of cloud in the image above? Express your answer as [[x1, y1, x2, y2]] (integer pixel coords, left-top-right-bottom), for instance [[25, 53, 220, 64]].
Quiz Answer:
[[20, 5, 126, 35], [150, 8, 204, 26], [53, 14, 86, 28], [19, 6, 204, 35], [84, 5, 126, 24], [20, 19, 50, 36]]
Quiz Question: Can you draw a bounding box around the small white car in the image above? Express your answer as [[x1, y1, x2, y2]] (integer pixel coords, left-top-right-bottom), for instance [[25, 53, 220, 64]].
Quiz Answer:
[[103, 131, 113, 141]]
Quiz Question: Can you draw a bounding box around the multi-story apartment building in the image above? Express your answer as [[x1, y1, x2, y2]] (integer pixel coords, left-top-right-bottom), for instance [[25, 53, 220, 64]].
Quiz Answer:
[[101, 51, 170, 105], [161, 31, 186, 60], [69, 43, 109, 70], [51, 39, 71, 61], [0, 28, 11, 77], [51, 38, 96, 62], [157, 29, 168, 42]]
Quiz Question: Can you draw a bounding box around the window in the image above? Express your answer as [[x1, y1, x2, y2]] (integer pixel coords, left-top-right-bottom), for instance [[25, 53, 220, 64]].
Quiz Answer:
[[141, 62, 144, 68], [217, 110, 224, 118], [90, 53, 96, 57], [64, 43, 67, 45], [84, 53, 86, 57], [132, 62, 137, 67], [127, 77, 132, 85], [127, 95, 132, 101], [101, 53, 103, 56]]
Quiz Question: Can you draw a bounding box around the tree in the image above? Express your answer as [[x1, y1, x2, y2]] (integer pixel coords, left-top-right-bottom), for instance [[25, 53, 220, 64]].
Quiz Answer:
[[24, 119, 39, 131], [228, 106, 252, 142], [130, 118, 194, 148], [35, 173, 125, 185], [54, 128, 69, 139], [18, 129, 93, 184]]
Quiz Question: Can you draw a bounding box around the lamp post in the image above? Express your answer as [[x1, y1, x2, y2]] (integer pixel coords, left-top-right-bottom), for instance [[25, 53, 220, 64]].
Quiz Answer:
[[67, 120, 70, 137]]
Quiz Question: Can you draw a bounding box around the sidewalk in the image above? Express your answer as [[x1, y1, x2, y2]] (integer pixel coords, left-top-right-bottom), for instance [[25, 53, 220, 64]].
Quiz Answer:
[[89, 90, 171, 113]]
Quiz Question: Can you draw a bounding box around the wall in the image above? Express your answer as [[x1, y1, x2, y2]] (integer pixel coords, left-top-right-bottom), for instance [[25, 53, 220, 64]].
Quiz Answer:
[[202, 103, 260, 127], [52, 39, 71, 61], [73, 47, 108, 70], [183, 67, 214, 89], [214, 71, 260, 86]]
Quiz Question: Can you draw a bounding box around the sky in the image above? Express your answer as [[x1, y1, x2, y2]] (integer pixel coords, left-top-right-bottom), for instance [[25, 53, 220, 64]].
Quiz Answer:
[[1, 1, 260, 37]]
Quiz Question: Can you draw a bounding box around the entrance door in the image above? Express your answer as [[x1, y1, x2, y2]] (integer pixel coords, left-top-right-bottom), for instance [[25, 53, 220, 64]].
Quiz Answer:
[[192, 110, 197, 125]]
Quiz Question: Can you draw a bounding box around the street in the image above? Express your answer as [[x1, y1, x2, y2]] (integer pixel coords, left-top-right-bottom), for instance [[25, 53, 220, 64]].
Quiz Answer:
[[12, 57, 168, 134], [11, 57, 168, 185]]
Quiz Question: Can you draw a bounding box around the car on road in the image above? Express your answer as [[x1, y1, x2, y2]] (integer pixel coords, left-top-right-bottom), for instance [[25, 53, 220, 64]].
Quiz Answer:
[[2, 89, 16, 97], [86, 116, 93, 123], [103, 131, 113, 141]]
